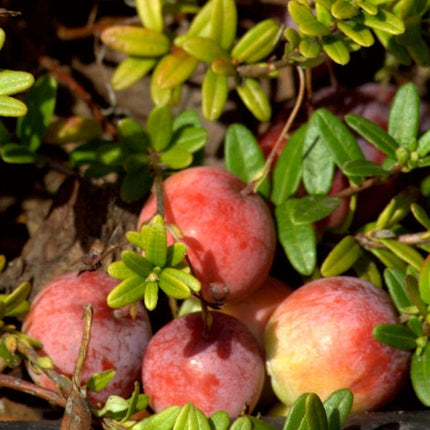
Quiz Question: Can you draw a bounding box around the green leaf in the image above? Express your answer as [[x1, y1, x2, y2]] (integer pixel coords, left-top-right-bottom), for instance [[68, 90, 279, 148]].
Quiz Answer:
[[370, 248, 407, 272], [331, 0, 358, 19], [384, 268, 414, 312], [320, 35, 350, 65], [282, 392, 308, 430], [170, 126, 207, 154], [271, 124, 307, 205], [202, 68, 228, 121], [117, 118, 149, 153], [17, 75, 57, 151], [172, 403, 211, 430], [111, 56, 157, 91], [411, 343, 430, 406], [147, 105, 173, 152], [411, 203, 430, 231], [288, 2, 331, 36], [1, 143, 36, 163], [177, 2, 212, 41], [0, 70, 34, 96], [208, 411, 230, 430], [120, 168, 153, 202], [150, 58, 182, 107], [181, 36, 229, 63], [417, 128, 430, 157], [302, 118, 335, 195], [291, 195, 342, 224], [321, 235, 363, 277], [388, 83, 420, 150], [419, 257, 430, 304], [107, 275, 147, 308], [108, 260, 136, 280], [378, 239, 424, 272], [97, 143, 126, 166], [375, 189, 416, 229], [86, 369, 116, 392], [96, 395, 130, 418], [373, 323, 417, 350], [341, 159, 388, 176], [155, 48, 199, 90], [345, 113, 398, 158], [133, 405, 181, 430], [323, 388, 353, 430], [136, 0, 163, 32], [160, 148, 193, 169], [362, 8, 405, 35], [353, 255, 382, 288], [210, 0, 237, 50], [44, 117, 103, 145], [3, 281, 31, 314], [230, 416, 252, 430], [225, 123, 269, 197], [231, 19, 282, 63], [121, 250, 154, 278], [145, 215, 168, 267], [159, 267, 201, 298], [275, 200, 317, 276], [236, 78, 271, 122], [305, 393, 328, 430], [166, 242, 187, 267], [337, 21, 374, 47], [172, 109, 202, 131], [101, 26, 170, 56], [144, 281, 159, 311]]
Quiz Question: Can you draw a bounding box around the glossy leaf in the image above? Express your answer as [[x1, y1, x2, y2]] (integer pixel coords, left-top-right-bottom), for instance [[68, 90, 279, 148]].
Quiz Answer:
[[388, 83, 420, 150], [147, 105, 173, 152], [182, 36, 229, 63], [97, 143, 126, 166], [323, 389, 353, 430], [302, 117, 335, 195], [210, 0, 237, 50], [150, 65, 182, 107], [121, 251, 153, 278], [107, 275, 147, 308], [17, 75, 57, 151], [378, 239, 424, 271], [337, 21, 374, 47], [375, 189, 416, 229], [86, 369, 116, 393], [236, 78, 271, 122], [417, 128, 430, 157], [331, 0, 358, 19], [1, 143, 36, 163], [231, 19, 282, 63], [179, 1, 212, 41], [108, 260, 136, 280], [411, 203, 430, 231], [155, 48, 199, 90], [271, 124, 307, 205], [159, 267, 200, 298], [275, 200, 316, 276], [136, 0, 163, 32], [314, 109, 364, 181], [133, 405, 181, 430], [225, 123, 269, 197], [373, 323, 417, 350], [144, 281, 159, 311], [321, 235, 363, 277], [3, 281, 31, 314], [208, 411, 230, 430], [384, 268, 414, 312], [230, 416, 252, 430], [101, 26, 170, 57], [166, 242, 187, 267], [306, 393, 329, 430], [345, 113, 398, 158], [362, 9, 405, 35], [117, 118, 149, 153], [341, 159, 388, 176], [291, 195, 342, 224], [111, 56, 157, 91], [419, 256, 430, 304], [320, 35, 350, 65], [370, 248, 407, 272], [172, 109, 202, 131], [0, 28, 4, 50], [160, 148, 192, 169], [299, 39, 322, 58], [411, 344, 430, 406], [353, 255, 382, 287], [288, 2, 330, 36], [0, 70, 34, 96], [170, 126, 207, 154], [145, 215, 168, 268], [202, 68, 228, 121]]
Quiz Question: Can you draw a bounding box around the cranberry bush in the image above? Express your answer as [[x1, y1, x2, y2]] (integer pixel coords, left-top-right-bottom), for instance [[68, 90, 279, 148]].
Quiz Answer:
[[2, 0, 430, 429]]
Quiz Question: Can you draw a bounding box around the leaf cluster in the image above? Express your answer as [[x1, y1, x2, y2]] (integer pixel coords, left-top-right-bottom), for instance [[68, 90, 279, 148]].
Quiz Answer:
[[71, 106, 207, 201], [226, 82, 430, 281], [107, 214, 200, 310], [100, 0, 430, 121]]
